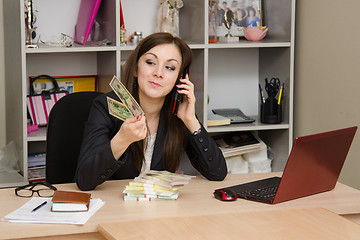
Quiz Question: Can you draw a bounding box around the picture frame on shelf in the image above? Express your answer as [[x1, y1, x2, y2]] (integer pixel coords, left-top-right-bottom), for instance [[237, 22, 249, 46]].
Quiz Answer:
[[29, 75, 97, 94], [212, 0, 263, 39]]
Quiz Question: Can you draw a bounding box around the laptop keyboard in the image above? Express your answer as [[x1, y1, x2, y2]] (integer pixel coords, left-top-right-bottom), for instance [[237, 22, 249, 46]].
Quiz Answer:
[[224, 177, 282, 203], [239, 186, 278, 199]]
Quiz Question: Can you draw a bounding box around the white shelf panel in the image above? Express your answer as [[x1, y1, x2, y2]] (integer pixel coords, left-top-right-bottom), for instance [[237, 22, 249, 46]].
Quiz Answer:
[[26, 44, 117, 54], [207, 41, 291, 49], [207, 123, 290, 133], [27, 127, 47, 142], [118, 43, 206, 50], [188, 44, 207, 49], [25, 43, 207, 54], [206, 116, 290, 133]]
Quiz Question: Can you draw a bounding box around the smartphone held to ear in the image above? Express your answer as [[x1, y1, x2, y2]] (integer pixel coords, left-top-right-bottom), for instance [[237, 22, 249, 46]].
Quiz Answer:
[[172, 68, 188, 115]]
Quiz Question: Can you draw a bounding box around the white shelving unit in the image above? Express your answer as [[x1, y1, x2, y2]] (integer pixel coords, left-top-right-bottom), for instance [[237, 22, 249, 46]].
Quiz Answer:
[[3, 0, 295, 187]]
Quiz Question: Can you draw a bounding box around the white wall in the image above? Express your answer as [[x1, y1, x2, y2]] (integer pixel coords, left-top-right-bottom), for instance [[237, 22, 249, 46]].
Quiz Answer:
[[295, 0, 360, 189], [0, 3, 6, 148]]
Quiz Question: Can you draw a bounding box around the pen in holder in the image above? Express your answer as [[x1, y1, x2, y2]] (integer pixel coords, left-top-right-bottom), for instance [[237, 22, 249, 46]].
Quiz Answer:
[[261, 96, 282, 124], [260, 78, 283, 124]]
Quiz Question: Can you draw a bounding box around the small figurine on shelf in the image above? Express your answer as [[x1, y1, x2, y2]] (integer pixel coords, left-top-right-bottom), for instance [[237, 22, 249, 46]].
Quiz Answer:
[[129, 31, 143, 45], [120, 25, 127, 46], [119, 0, 126, 46], [155, 0, 183, 36], [24, 0, 38, 48]]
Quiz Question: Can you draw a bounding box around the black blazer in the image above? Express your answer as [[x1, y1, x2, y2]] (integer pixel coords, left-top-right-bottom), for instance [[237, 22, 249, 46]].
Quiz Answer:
[[75, 92, 227, 190]]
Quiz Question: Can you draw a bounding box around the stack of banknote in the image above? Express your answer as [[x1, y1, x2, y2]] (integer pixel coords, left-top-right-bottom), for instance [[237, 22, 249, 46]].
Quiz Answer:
[[107, 75, 144, 120], [123, 170, 195, 201]]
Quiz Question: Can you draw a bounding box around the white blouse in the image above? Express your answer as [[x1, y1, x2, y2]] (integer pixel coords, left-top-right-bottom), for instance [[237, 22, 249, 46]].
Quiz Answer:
[[140, 133, 157, 174]]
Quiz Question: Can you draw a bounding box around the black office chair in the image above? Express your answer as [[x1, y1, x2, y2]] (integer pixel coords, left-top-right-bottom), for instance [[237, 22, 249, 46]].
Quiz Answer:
[[45, 91, 103, 184]]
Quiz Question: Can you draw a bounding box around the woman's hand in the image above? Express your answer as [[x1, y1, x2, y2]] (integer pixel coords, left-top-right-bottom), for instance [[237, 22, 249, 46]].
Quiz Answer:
[[119, 115, 147, 143], [110, 115, 147, 159], [176, 74, 201, 133]]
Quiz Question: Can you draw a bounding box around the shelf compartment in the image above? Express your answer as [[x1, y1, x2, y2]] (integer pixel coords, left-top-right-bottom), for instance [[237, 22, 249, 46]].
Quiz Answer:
[[26, 51, 117, 93], [30, 0, 116, 51], [206, 47, 291, 127], [207, 48, 261, 118], [27, 127, 47, 142]]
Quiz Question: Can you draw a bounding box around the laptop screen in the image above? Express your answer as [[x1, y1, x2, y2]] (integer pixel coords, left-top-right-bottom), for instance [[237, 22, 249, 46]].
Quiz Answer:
[[273, 126, 357, 203]]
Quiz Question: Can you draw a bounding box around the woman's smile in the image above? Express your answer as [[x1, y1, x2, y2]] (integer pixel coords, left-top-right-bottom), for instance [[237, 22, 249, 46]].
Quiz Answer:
[[149, 81, 162, 87]]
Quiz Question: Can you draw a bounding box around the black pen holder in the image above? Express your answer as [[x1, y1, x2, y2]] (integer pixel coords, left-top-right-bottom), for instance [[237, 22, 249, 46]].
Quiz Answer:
[[261, 97, 282, 124]]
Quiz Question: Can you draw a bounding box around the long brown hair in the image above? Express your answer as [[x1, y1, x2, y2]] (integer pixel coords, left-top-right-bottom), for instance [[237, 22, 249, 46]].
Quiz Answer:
[[121, 32, 193, 172]]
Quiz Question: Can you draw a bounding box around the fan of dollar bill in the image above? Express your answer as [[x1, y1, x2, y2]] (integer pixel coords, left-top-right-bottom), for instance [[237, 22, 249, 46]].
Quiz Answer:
[[123, 170, 195, 201], [107, 75, 144, 120]]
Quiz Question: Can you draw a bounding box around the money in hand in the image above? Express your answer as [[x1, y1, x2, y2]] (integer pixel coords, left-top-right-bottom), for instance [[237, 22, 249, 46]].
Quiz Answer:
[[107, 97, 132, 121], [109, 75, 144, 118]]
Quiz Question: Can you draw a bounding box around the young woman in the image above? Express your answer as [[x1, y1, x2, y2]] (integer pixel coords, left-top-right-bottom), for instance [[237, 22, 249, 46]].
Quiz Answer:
[[246, 7, 260, 27], [75, 32, 227, 191]]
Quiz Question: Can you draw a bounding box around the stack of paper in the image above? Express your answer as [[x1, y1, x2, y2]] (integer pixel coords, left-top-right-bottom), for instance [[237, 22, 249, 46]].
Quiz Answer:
[[214, 131, 263, 158], [123, 170, 194, 201], [2, 197, 104, 225], [28, 153, 46, 182], [207, 112, 231, 127]]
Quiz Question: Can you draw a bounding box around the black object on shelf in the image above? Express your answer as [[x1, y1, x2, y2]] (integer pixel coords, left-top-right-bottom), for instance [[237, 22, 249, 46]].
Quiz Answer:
[[261, 96, 282, 124]]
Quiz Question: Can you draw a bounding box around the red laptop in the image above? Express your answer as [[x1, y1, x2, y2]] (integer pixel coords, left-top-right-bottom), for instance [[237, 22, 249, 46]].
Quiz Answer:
[[216, 126, 357, 204]]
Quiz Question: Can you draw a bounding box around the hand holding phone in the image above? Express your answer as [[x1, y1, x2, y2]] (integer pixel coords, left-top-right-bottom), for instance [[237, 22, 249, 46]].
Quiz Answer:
[[172, 68, 188, 115]]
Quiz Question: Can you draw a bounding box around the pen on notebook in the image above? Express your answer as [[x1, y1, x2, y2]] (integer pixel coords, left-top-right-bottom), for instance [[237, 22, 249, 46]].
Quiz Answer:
[[32, 201, 47, 212]]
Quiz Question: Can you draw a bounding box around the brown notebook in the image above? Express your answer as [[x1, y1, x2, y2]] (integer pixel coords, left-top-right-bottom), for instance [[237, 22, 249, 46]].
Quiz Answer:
[[51, 190, 91, 212]]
